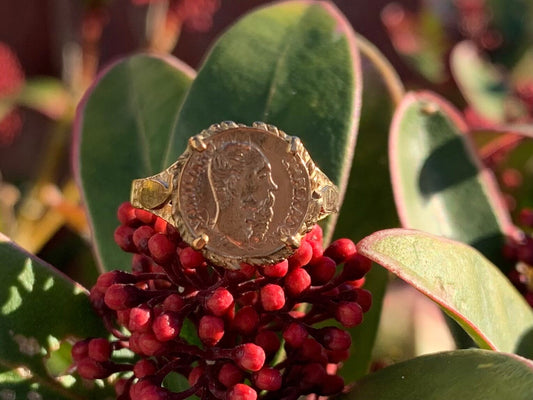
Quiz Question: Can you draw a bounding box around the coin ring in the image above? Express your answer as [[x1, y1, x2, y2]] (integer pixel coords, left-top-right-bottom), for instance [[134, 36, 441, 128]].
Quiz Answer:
[[131, 121, 339, 269]]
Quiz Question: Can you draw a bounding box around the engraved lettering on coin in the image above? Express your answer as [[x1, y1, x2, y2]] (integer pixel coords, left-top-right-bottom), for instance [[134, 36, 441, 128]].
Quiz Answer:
[[175, 127, 311, 261]]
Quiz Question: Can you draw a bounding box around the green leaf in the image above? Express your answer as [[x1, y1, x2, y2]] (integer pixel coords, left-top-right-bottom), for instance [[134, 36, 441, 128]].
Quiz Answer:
[[347, 349, 533, 400], [389, 90, 515, 267], [75, 54, 194, 272], [450, 41, 510, 123], [357, 229, 533, 355], [0, 233, 111, 398], [334, 51, 399, 242], [170, 0, 361, 241]]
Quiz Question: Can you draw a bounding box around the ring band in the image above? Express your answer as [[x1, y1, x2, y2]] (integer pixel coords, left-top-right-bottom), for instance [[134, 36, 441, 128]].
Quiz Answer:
[[131, 121, 339, 269]]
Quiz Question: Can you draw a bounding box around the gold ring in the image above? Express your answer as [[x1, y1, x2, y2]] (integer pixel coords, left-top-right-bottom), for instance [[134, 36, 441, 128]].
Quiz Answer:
[[131, 121, 339, 269]]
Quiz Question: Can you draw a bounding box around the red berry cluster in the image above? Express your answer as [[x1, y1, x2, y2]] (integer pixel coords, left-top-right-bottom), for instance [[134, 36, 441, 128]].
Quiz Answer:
[[73, 202, 372, 400], [504, 208, 533, 307]]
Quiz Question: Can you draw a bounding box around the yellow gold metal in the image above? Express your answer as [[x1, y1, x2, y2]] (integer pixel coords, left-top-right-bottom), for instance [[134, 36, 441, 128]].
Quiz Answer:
[[288, 136, 300, 154], [188, 135, 207, 152], [192, 233, 209, 250], [131, 121, 339, 269], [283, 234, 302, 249]]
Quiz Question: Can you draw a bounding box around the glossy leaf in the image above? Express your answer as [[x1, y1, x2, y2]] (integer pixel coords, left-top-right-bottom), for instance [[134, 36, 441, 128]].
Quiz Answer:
[[0, 233, 110, 398], [450, 41, 510, 123], [334, 51, 399, 243], [75, 54, 194, 271], [390, 90, 515, 267], [169, 0, 362, 241], [334, 57, 397, 380], [347, 349, 533, 400], [357, 229, 533, 355]]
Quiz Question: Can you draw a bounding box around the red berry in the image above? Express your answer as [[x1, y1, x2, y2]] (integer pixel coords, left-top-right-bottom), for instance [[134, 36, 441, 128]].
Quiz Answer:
[[129, 306, 152, 332], [253, 367, 282, 391], [152, 312, 181, 341], [288, 241, 313, 269], [233, 343, 265, 372], [179, 246, 205, 269], [71, 339, 89, 361], [218, 362, 244, 387], [308, 256, 336, 285], [320, 374, 345, 395], [76, 358, 110, 379], [117, 202, 136, 225], [88, 338, 111, 361], [148, 233, 176, 265], [115, 378, 130, 397], [305, 224, 323, 244], [128, 331, 143, 354], [114, 225, 136, 252], [237, 291, 258, 307], [254, 330, 281, 356], [134, 208, 156, 224], [198, 315, 225, 346], [342, 253, 372, 280], [96, 270, 137, 292], [104, 284, 147, 310], [89, 287, 106, 311], [133, 225, 155, 254], [300, 363, 326, 391], [227, 383, 257, 400], [300, 338, 328, 364], [282, 323, 308, 348], [138, 332, 165, 356], [335, 301, 363, 327], [285, 268, 311, 296], [261, 259, 289, 278], [134, 359, 157, 378], [206, 287, 234, 316], [327, 348, 350, 363], [233, 306, 259, 335], [130, 381, 166, 400], [324, 238, 356, 263], [356, 289, 372, 312], [163, 294, 185, 312], [260, 284, 286, 311], [131, 254, 152, 273], [239, 263, 257, 278], [318, 327, 351, 351], [153, 217, 168, 233], [347, 277, 366, 288]]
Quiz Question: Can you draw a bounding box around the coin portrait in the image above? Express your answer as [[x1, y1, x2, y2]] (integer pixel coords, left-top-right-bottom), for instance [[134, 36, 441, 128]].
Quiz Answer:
[[173, 125, 311, 265], [207, 141, 279, 247]]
